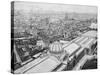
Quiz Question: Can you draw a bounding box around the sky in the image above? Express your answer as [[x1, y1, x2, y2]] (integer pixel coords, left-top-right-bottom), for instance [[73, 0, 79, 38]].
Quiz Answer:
[[14, 1, 97, 14]]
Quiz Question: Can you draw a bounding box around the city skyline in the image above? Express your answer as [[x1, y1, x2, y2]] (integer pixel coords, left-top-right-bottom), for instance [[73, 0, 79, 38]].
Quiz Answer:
[[14, 1, 97, 14]]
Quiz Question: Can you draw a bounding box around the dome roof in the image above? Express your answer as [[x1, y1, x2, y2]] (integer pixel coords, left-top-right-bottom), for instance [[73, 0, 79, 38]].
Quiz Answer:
[[49, 41, 63, 54], [37, 40, 46, 48], [89, 23, 97, 29]]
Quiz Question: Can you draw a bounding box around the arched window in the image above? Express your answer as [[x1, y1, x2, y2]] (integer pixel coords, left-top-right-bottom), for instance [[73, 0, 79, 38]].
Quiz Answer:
[[84, 48, 90, 55]]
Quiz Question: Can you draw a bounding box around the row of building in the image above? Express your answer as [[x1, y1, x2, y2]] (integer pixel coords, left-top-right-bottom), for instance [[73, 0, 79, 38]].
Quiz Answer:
[[13, 29, 97, 73]]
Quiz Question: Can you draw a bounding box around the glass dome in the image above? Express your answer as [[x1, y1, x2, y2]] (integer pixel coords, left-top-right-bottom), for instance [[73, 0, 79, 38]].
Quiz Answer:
[[49, 41, 63, 54]]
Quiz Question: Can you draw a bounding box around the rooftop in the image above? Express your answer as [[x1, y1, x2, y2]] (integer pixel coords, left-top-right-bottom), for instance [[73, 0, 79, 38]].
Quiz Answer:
[[82, 30, 97, 38]]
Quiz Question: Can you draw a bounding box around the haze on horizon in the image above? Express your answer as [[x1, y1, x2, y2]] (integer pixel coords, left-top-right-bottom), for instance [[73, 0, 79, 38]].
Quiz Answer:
[[14, 1, 97, 14]]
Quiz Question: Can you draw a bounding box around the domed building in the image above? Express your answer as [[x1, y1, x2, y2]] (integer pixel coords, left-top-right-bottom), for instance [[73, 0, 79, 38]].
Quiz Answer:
[[36, 40, 46, 49], [49, 41, 63, 54]]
